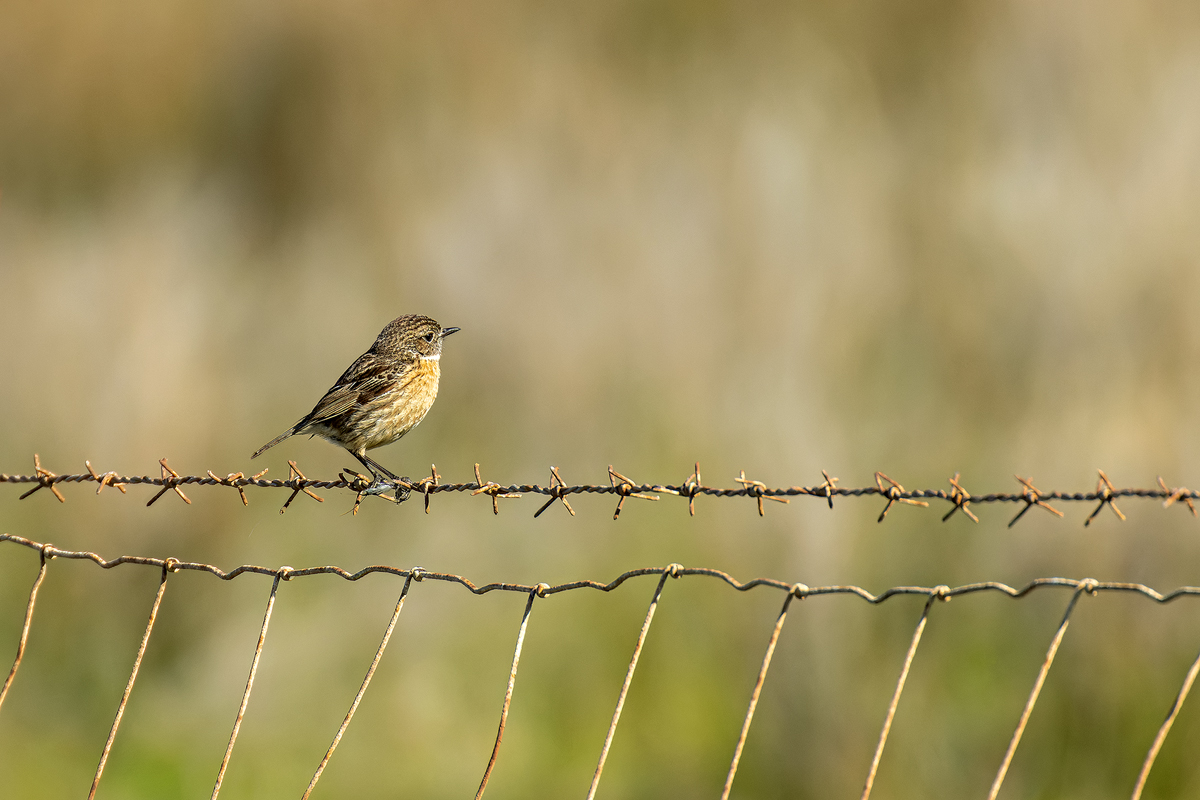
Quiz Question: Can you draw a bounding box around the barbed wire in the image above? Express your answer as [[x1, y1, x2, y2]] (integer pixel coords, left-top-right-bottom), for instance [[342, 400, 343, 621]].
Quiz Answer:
[[3, 455, 1198, 525], [2, 531, 1199, 798]]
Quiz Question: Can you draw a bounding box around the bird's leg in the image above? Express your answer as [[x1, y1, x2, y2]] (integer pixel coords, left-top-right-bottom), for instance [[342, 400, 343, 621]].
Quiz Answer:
[[359, 453, 401, 481], [352, 452, 411, 501]]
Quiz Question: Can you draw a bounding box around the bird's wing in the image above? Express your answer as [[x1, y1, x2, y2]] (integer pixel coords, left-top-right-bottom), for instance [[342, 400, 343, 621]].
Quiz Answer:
[[298, 352, 408, 428]]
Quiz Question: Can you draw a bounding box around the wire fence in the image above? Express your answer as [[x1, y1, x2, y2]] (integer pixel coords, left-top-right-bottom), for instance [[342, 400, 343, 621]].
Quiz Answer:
[[3, 454, 1198, 523], [3, 457, 1200, 797], [3, 533, 1200, 798]]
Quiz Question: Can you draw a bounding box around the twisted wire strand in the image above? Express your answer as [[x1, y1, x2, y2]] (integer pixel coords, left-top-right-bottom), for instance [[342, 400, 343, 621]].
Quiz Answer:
[[4, 458, 1197, 524], [6, 533, 1200, 603]]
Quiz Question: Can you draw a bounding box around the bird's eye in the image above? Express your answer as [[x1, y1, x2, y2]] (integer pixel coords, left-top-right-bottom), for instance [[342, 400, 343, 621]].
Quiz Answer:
[[423, 332, 435, 343]]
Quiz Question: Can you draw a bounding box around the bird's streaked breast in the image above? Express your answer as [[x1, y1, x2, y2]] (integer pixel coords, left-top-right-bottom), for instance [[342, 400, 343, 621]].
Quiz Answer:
[[355, 358, 441, 450]]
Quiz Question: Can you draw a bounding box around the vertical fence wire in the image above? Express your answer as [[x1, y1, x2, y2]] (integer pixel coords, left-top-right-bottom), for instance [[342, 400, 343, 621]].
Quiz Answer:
[[6, 528, 1200, 796], [211, 569, 286, 800], [720, 588, 799, 800], [0, 548, 49, 713], [986, 580, 1094, 800], [586, 566, 677, 800], [859, 590, 942, 800], [475, 587, 539, 799], [302, 574, 415, 800], [88, 563, 170, 800], [1129, 640, 1200, 800]]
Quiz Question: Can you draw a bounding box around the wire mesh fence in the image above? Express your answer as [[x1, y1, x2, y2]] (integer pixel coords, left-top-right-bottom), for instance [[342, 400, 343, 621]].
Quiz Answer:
[[3, 457, 1200, 798]]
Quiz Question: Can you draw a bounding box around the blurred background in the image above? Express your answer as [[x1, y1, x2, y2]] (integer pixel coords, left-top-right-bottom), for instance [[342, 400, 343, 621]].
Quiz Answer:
[[3, 0, 1200, 796]]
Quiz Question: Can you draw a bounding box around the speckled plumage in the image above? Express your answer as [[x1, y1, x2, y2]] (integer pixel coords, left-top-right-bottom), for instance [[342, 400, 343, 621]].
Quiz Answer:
[[252, 315, 459, 480]]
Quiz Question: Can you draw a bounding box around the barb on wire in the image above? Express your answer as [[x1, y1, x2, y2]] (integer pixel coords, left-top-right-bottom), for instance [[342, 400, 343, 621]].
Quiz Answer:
[[281, 461, 324, 514], [5, 456, 1200, 525], [472, 463, 521, 515], [942, 473, 978, 523], [609, 466, 658, 520], [17, 454, 64, 503], [654, 462, 706, 516], [1158, 476, 1197, 517], [414, 464, 442, 514], [1009, 475, 1064, 528], [1084, 469, 1126, 527], [683, 462, 703, 516], [86, 460, 127, 495], [147, 458, 191, 507], [533, 466, 574, 518], [874, 472, 929, 523], [736, 470, 790, 516], [207, 470, 250, 506], [818, 470, 839, 508]]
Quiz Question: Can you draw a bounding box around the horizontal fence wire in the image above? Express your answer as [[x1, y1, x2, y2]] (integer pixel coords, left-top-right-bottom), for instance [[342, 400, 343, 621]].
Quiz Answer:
[[3, 455, 1199, 524], [3, 531, 1200, 799]]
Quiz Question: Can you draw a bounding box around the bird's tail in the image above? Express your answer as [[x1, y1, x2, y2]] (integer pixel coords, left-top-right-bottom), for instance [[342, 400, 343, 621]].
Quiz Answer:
[[251, 426, 299, 459]]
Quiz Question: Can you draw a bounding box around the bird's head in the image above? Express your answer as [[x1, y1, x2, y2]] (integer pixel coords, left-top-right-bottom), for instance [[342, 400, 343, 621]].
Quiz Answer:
[[376, 314, 460, 359]]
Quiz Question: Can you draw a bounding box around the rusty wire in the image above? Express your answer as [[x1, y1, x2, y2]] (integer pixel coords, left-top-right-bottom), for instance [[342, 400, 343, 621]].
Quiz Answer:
[[211, 570, 284, 800], [303, 575, 414, 800], [721, 587, 799, 800], [0, 546, 47, 712], [859, 590, 942, 800], [3, 532, 1200, 797], [586, 567, 675, 800], [986, 581, 1094, 800], [4, 456, 1200, 526], [476, 588, 538, 800], [1131, 642, 1200, 800], [88, 563, 169, 800]]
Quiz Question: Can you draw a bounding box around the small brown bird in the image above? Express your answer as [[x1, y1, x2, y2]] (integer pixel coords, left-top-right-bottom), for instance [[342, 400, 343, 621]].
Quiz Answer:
[[252, 315, 459, 482]]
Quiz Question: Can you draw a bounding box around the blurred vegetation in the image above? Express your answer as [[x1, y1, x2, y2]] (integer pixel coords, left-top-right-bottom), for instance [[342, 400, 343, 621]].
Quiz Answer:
[[3, 0, 1200, 796]]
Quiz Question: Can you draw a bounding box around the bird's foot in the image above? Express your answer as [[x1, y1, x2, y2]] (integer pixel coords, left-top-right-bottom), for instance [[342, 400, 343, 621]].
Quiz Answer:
[[390, 477, 414, 502], [341, 468, 411, 503]]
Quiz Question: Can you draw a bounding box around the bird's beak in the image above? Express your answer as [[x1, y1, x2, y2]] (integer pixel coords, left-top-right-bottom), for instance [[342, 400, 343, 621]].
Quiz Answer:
[[441, 326, 461, 338]]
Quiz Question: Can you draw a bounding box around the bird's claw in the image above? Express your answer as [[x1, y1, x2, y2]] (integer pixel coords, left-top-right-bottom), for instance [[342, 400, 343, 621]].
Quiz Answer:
[[342, 468, 412, 503], [377, 478, 412, 502]]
